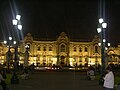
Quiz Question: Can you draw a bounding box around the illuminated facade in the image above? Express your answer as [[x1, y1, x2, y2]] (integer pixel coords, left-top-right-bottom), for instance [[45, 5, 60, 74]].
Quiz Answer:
[[0, 32, 120, 67]]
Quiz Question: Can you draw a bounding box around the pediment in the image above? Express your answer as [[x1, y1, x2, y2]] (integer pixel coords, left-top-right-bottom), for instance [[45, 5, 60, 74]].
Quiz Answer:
[[57, 32, 69, 43], [24, 33, 33, 43]]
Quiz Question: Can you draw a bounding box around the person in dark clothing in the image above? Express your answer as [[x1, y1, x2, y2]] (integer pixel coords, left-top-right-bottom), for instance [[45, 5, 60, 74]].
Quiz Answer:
[[2, 69, 6, 79], [0, 70, 7, 90], [21, 67, 29, 80]]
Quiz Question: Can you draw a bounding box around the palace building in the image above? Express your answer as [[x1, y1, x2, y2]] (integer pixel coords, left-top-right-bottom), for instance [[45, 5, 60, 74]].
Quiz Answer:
[[0, 32, 120, 67]]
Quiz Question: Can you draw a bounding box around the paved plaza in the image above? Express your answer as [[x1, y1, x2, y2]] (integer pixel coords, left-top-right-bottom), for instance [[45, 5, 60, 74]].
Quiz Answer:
[[8, 71, 104, 90]]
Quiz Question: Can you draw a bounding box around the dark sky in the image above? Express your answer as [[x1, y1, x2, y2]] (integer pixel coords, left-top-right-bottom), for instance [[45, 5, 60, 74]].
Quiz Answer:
[[0, 0, 120, 46]]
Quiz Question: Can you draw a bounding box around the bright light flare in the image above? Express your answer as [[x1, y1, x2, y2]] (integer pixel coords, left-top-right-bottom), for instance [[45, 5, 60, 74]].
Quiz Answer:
[[98, 43, 101, 46], [16, 15, 21, 20], [12, 19, 18, 25], [97, 28, 102, 33], [4, 41, 7, 44], [13, 41, 17, 44], [17, 25, 22, 30], [99, 18, 104, 24], [102, 22, 107, 28], [25, 44, 29, 48], [9, 37, 12, 40], [108, 43, 110, 46], [105, 47, 108, 50], [103, 39, 106, 42]]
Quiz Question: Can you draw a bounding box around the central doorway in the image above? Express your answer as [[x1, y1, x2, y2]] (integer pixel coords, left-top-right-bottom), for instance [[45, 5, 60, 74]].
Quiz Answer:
[[60, 56, 65, 66]]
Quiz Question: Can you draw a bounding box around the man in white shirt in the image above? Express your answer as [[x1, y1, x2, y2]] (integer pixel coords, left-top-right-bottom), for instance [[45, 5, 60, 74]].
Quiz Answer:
[[103, 66, 114, 90]]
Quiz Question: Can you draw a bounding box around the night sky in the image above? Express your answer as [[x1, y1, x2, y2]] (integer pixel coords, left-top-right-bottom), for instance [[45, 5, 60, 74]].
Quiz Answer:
[[0, 0, 120, 46]]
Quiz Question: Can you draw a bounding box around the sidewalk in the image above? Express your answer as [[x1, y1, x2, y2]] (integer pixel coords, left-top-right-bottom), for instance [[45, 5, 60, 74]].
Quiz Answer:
[[8, 71, 104, 90]]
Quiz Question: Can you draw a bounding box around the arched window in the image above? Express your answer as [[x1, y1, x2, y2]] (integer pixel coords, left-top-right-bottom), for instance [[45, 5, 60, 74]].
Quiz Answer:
[[37, 46, 40, 51], [85, 58, 88, 62], [95, 46, 98, 53], [79, 47, 82, 52], [43, 47, 46, 51], [49, 47, 52, 51], [60, 44, 65, 52], [84, 47, 88, 52], [73, 47, 76, 52]]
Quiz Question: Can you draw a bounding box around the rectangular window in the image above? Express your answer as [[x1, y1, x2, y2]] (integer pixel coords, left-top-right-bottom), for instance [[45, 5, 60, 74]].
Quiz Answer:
[[85, 58, 88, 62], [74, 47, 76, 52], [49, 47, 52, 51], [43, 47, 46, 51], [61, 45, 65, 52], [79, 48, 82, 52], [85, 47, 88, 52], [95, 46, 98, 53], [37, 47, 40, 51], [79, 56, 82, 62]]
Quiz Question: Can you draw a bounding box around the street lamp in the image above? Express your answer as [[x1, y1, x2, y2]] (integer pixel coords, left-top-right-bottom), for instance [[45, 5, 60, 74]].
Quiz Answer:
[[97, 18, 107, 74], [12, 15, 22, 30], [11, 14, 22, 84], [24, 44, 30, 67], [4, 36, 14, 71], [12, 15, 22, 70]]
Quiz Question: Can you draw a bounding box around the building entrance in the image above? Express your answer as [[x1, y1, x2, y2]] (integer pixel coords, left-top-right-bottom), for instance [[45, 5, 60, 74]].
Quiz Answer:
[[60, 56, 66, 66]]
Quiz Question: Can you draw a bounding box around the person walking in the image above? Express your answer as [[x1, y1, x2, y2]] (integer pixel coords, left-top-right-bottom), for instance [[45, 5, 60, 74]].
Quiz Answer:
[[103, 66, 114, 90]]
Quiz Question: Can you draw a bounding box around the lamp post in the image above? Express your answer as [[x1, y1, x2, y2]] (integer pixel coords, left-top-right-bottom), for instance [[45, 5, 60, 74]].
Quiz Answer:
[[12, 15, 22, 70], [4, 37, 16, 72], [24, 44, 30, 67], [97, 19, 111, 86], [97, 18, 107, 74], [11, 14, 22, 84]]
